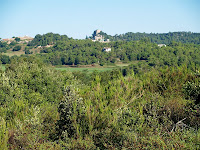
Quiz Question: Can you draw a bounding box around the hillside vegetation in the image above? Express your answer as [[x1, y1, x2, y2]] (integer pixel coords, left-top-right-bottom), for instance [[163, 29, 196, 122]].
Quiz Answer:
[[0, 32, 200, 149], [99, 31, 200, 44], [1, 32, 200, 68], [0, 56, 199, 149]]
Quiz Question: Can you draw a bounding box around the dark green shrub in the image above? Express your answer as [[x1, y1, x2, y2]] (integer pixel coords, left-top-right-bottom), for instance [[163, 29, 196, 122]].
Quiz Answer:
[[25, 49, 33, 54], [12, 45, 21, 51], [183, 81, 200, 104], [0, 55, 10, 64]]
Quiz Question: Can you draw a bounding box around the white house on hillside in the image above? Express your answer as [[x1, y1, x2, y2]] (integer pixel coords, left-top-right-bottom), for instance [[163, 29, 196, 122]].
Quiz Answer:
[[103, 47, 111, 52], [158, 44, 166, 47]]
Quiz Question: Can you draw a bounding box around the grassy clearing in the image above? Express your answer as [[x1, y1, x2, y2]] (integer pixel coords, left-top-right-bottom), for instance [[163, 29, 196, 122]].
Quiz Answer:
[[1, 64, 6, 71], [55, 63, 131, 73], [115, 63, 130, 67], [3, 43, 41, 57], [4, 50, 25, 57], [3, 43, 26, 56], [55, 66, 115, 73]]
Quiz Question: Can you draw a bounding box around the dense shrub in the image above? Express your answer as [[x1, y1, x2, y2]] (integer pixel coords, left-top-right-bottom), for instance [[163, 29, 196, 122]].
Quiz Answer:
[[12, 45, 21, 51], [57, 86, 87, 139], [0, 57, 200, 149], [183, 81, 200, 104], [0, 55, 10, 64]]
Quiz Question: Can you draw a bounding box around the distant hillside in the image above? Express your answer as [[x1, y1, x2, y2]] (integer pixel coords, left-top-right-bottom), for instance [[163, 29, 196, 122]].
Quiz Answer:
[[98, 31, 200, 44], [27, 32, 70, 46]]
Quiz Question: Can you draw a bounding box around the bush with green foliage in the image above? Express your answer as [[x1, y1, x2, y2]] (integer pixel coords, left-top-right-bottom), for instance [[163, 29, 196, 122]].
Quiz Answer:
[[0, 41, 9, 53], [12, 45, 21, 51], [14, 37, 20, 42], [60, 66, 200, 149], [24, 49, 33, 54], [0, 55, 10, 64], [57, 86, 87, 139], [183, 81, 200, 104]]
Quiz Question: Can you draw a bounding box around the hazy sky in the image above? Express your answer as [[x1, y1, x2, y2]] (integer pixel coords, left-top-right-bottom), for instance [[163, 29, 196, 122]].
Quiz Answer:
[[0, 0, 199, 39]]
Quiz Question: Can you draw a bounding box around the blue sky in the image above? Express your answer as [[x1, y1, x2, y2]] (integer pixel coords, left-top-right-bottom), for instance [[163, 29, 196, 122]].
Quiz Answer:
[[0, 0, 199, 39]]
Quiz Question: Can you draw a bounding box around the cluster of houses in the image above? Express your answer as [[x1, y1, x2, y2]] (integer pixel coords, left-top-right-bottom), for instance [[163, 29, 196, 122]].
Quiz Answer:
[[90, 29, 169, 52], [91, 29, 110, 43], [90, 29, 111, 52]]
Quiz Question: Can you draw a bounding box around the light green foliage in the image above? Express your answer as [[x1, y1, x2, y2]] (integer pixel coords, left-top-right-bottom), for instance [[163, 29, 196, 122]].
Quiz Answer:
[[0, 64, 5, 71], [55, 66, 200, 149], [5, 57, 66, 104], [0, 57, 73, 149], [57, 86, 86, 139], [55, 66, 114, 73], [0, 117, 8, 150], [0, 51, 200, 149]]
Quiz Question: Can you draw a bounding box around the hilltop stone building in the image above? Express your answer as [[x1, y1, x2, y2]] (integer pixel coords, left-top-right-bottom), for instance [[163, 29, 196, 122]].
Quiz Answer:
[[92, 29, 104, 42], [90, 29, 110, 43]]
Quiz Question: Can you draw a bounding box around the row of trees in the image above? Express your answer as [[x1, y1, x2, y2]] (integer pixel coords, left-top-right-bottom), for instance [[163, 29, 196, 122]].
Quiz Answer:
[[1, 31, 200, 54], [37, 39, 200, 67], [20, 32, 198, 66], [27, 32, 70, 46], [99, 31, 200, 44], [1, 37, 200, 68], [1, 32, 200, 70]]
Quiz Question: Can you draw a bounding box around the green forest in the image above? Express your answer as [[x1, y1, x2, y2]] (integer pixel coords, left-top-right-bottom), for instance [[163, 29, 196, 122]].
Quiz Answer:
[[99, 31, 200, 44], [0, 32, 200, 149], [1, 32, 200, 67]]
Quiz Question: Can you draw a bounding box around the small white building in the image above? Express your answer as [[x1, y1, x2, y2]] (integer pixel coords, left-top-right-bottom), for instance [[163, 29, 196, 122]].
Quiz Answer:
[[103, 47, 111, 52], [158, 44, 166, 47]]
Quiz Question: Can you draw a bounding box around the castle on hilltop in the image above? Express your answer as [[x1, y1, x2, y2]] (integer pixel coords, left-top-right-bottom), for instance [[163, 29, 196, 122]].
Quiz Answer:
[[91, 29, 109, 43]]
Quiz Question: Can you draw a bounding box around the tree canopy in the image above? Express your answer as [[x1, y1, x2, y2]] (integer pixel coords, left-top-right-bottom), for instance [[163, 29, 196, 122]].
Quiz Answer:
[[98, 31, 200, 44]]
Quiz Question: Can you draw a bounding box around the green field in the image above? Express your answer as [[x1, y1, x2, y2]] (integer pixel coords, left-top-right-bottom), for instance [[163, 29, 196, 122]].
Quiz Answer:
[[55, 67, 116, 73], [1, 64, 6, 71], [1, 63, 130, 73], [55, 63, 130, 73], [1, 65, 117, 73]]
